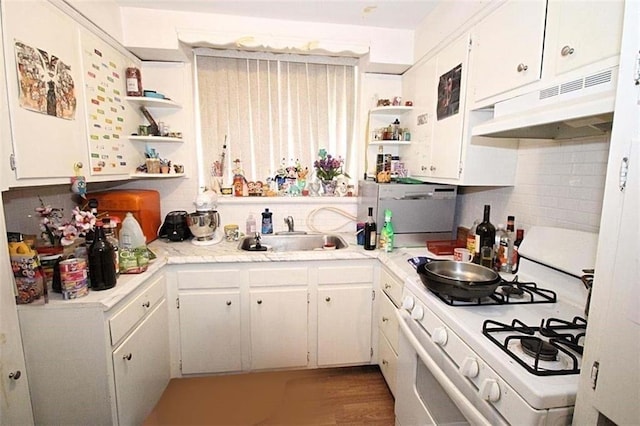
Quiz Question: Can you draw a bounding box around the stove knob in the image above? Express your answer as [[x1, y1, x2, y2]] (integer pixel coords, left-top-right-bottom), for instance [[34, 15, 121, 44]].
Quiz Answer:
[[410, 305, 424, 320], [460, 357, 479, 378], [401, 296, 415, 311], [432, 327, 448, 346], [480, 379, 501, 402]]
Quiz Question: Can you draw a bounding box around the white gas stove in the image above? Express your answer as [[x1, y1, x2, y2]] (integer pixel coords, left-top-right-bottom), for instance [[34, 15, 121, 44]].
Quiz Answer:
[[395, 227, 596, 425]]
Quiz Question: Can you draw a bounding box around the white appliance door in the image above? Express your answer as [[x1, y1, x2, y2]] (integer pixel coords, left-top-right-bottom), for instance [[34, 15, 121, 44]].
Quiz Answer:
[[395, 309, 497, 426]]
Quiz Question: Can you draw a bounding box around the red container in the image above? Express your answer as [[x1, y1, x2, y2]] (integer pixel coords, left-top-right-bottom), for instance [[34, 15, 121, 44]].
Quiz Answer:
[[88, 190, 161, 244]]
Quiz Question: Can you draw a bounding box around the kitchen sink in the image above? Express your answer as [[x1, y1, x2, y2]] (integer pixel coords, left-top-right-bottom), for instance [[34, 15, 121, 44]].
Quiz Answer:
[[238, 233, 348, 252]]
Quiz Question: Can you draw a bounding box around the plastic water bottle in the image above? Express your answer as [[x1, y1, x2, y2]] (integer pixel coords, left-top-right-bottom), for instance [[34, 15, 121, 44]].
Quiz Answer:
[[120, 212, 146, 249], [246, 212, 257, 235]]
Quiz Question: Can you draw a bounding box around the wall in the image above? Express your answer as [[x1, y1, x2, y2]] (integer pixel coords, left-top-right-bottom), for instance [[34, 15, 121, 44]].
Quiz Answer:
[[119, 6, 414, 68], [455, 136, 609, 234]]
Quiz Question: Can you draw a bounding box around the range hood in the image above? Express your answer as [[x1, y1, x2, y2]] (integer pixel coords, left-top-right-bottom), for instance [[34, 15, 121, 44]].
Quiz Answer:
[[472, 67, 617, 139]]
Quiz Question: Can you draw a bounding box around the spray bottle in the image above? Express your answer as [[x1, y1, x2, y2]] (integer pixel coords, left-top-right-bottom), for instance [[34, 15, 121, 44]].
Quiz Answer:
[[379, 209, 394, 252]]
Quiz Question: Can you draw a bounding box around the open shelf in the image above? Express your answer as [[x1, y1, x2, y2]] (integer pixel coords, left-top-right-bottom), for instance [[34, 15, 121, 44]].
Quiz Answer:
[[369, 106, 413, 115], [128, 135, 184, 143], [125, 96, 181, 109], [369, 140, 411, 146], [129, 173, 186, 179]]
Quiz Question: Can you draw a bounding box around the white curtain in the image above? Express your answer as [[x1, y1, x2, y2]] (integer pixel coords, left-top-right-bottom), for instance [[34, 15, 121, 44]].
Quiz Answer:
[[197, 54, 357, 188]]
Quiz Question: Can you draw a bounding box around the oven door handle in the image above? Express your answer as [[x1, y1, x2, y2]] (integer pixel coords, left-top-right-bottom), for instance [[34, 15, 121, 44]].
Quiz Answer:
[[396, 309, 492, 426]]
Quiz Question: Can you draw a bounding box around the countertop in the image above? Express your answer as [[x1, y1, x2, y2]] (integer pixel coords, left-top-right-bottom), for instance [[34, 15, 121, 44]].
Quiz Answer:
[[18, 233, 441, 312]]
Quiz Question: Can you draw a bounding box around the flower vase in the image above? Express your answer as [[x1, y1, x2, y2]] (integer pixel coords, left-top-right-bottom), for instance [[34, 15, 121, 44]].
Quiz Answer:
[[321, 180, 337, 196]]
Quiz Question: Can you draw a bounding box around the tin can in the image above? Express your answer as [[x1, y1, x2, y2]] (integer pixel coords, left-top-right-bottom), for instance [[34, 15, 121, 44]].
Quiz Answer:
[[59, 258, 86, 273]]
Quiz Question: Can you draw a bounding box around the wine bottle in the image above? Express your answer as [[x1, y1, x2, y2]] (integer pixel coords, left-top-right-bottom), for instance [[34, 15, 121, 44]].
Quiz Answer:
[[511, 228, 525, 273], [88, 224, 117, 291], [102, 217, 120, 278], [474, 205, 496, 268], [499, 215, 515, 273], [364, 207, 377, 251]]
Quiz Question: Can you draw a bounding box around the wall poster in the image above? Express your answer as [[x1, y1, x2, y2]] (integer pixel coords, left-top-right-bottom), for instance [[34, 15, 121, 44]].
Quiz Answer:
[[436, 64, 462, 121], [81, 31, 130, 175], [14, 40, 77, 120]]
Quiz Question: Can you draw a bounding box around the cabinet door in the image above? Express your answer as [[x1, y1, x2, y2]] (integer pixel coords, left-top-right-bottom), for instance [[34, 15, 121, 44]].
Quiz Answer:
[[0, 204, 33, 423], [178, 291, 242, 374], [402, 55, 436, 177], [547, 0, 624, 76], [430, 34, 470, 179], [113, 299, 170, 426], [378, 331, 398, 397], [2, 0, 88, 179], [317, 285, 372, 366], [470, 0, 545, 102], [250, 287, 308, 370], [575, 9, 639, 422]]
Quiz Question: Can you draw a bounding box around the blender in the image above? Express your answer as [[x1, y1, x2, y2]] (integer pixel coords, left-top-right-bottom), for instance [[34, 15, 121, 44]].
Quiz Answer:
[[187, 191, 222, 245]]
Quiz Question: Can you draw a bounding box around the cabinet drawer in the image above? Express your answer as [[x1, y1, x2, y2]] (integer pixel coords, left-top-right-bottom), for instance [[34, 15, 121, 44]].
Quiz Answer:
[[110, 272, 166, 346], [378, 292, 399, 353], [249, 267, 307, 286], [378, 331, 398, 397], [317, 265, 374, 284], [177, 268, 243, 290], [380, 268, 402, 307]]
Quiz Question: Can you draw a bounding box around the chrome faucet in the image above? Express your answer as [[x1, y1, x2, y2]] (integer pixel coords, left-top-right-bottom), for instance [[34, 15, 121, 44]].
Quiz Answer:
[[284, 216, 295, 232]]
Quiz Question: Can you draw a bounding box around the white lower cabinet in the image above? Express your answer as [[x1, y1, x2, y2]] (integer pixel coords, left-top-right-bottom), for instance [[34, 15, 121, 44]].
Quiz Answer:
[[376, 267, 403, 396], [176, 267, 244, 374], [17, 269, 170, 425], [378, 331, 398, 396], [317, 264, 374, 366], [173, 260, 378, 375], [179, 291, 242, 373], [113, 299, 170, 425], [250, 287, 309, 369]]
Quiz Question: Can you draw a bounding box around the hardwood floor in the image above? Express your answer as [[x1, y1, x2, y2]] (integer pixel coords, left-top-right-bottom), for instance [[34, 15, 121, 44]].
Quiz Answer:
[[144, 365, 395, 425]]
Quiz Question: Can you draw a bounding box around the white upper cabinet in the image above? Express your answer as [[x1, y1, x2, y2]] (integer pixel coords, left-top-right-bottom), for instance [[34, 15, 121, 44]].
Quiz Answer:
[[1, 0, 138, 186], [2, 0, 89, 182], [469, 0, 546, 104], [544, 0, 624, 78], [429, 34, 470, 179]]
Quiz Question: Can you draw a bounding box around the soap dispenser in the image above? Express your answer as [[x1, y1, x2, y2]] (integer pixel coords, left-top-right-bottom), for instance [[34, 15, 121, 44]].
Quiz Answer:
[[261, 209, 273, 234]]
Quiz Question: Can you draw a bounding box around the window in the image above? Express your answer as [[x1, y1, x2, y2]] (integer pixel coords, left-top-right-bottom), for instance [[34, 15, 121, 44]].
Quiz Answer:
[[196, 52, 358, 190]]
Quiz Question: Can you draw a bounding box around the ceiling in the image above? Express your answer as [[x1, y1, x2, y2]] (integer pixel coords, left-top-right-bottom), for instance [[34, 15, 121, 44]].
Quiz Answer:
[[114, 0, 439, 30]]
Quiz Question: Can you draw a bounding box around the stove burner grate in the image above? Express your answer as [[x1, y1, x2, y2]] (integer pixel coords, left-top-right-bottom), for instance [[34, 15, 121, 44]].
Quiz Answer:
[[434, 276, 557, 306], [482, 317, 586, 376]]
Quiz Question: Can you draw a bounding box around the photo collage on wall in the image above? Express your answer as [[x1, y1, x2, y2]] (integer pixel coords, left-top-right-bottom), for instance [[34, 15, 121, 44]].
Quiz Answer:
[[81, 35, 129, 175], [436, 64, 462, 121], [14, 40, 76, 120]]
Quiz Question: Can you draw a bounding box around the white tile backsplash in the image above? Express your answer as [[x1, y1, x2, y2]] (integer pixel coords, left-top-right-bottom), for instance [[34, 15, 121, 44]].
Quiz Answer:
[[455, 136, 610, 234]]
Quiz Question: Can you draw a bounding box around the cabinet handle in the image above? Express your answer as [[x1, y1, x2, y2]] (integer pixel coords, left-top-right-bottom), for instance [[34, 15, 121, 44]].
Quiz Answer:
[[429, 165, 436, 172], [8, 370, 21, 380], [561, 45, 575, 56], [382, 316, 389, 322], [74, 162, 83, 169], [384, 283, 391, 290], [257, 299, 262, 304], [382, 359, 389, 366], [226, 300, 232, 306], [325, 297, 331, 302], [516, 63, 528, 72], [142, 301, 150, 308], [123, 353, 132, 361]]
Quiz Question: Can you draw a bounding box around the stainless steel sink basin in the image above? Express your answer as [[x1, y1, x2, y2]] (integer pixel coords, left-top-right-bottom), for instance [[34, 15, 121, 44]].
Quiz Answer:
[[238, 234, 348, 252]]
